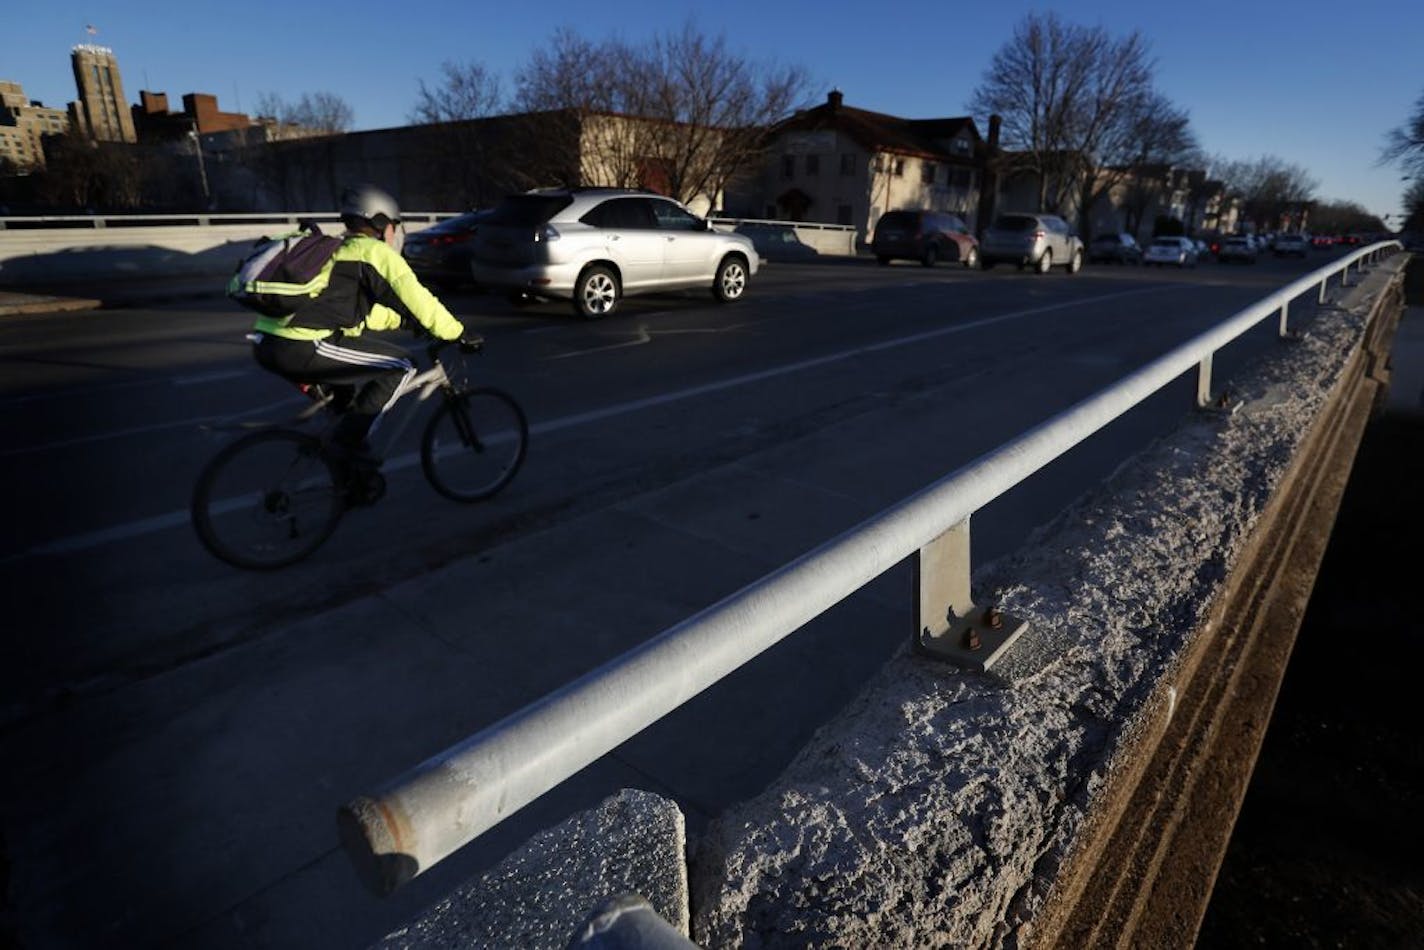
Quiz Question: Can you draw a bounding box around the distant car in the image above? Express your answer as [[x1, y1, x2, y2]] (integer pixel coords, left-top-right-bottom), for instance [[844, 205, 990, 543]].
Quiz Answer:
[[735, 223, 819, 262], [979, 213, 1084, 273], [402, 210, 492, 289], [1217, 236, 1259, 264], [1088, 232, 1143, 264], [1192, 238, 1210, 260], [1311, 234, 1335, 249], [1273, 233, 1309, 258], [468, 187, 758, 319], [871, 210, 979, 268], [1143, 236, 1198, 268]]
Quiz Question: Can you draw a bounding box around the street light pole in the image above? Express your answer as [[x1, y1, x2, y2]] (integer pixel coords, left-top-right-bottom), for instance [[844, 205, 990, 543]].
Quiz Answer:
[[189, 121, 210, 208]]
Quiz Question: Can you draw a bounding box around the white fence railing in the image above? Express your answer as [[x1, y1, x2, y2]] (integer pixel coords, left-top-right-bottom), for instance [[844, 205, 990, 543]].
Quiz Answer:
[[0, 211, 454, 230], [337, 241, 1403, 895]]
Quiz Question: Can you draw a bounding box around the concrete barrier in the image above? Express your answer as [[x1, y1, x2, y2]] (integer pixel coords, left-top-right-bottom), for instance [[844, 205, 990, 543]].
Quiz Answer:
[[0, 213, 450, 285]]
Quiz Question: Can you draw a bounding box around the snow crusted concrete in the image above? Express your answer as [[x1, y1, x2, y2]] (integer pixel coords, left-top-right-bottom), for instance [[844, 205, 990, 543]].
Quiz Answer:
[[690, 264, 1401, 948], [374, 789, 688, 949]]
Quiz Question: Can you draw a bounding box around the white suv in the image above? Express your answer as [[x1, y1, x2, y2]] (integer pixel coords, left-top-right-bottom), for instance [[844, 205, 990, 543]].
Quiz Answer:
[[469, 188, 759, 318]]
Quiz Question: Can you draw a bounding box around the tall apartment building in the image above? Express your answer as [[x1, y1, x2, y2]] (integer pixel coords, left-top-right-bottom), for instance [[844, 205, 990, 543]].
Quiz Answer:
[[69, 45, 136, 143], [0, 81, 68, 169]]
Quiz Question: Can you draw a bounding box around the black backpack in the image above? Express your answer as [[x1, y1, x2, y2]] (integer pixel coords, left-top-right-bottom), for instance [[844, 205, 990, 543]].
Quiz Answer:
[[227, 222, 343, 317]]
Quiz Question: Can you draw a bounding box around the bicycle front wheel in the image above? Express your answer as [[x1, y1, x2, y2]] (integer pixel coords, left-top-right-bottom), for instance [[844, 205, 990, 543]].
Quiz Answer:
[[191, 429, 345, 570], [421, 387, 528, 502]]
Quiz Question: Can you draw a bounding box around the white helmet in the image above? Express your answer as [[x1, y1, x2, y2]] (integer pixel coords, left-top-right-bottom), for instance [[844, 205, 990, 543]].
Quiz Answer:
[[339, 184, 401, 228]]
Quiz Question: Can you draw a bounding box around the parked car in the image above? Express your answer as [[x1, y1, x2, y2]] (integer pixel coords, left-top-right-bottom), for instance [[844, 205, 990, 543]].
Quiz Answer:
[[1311, 234, 1336, 249], [468, 188, 759, 318], [1217, 236, 1259, 264], [871, 210, 979, 268], [1273, 233, 1309, 258], [979, 213, 1084, 274], [1192, 238, 1210, 260], [735, 223, 819, 262], [1087, 232, 1142, 264], [401, 210, 492, 289], [1143, 236, 1199, 268]]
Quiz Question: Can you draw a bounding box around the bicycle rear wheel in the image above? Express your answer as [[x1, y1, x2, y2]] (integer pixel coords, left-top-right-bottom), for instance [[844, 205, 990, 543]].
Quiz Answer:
[[421, 387, 528, 502], [191, 429, 345, 569]]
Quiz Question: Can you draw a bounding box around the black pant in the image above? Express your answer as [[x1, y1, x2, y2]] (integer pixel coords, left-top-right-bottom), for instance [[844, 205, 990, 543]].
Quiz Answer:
[[253, 333, 414, 448]]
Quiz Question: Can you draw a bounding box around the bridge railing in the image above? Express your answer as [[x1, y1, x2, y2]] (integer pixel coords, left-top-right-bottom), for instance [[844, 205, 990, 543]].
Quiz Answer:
[[337, 241, 1403, 896]]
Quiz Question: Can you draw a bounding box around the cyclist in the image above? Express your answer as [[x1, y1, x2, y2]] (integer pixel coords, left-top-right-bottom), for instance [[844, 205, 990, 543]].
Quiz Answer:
[[250, 183, 481, 464]]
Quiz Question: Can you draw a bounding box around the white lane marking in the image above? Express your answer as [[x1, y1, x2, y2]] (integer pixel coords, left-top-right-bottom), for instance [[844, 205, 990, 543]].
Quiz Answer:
[[546, 327, 653, 360], [14, 284, 1185, 558]]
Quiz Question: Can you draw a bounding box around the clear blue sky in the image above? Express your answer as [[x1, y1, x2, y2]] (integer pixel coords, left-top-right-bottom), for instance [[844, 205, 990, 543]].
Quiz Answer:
[[9, 0, 1421, 223]]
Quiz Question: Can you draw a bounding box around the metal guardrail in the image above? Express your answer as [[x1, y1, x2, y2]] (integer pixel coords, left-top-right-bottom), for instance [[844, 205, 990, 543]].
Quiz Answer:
[[338, 241, 1403, 896], [0, 211, 455, 230]]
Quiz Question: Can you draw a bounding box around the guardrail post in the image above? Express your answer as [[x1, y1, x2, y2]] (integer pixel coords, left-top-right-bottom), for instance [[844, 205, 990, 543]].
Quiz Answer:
[[914, 517, 1027, 671], [1342, 261, 1351, 287], [1278, 300, 1291, 338], [1196, 353, 1214, 407], [1319, 276, 1328, 305]]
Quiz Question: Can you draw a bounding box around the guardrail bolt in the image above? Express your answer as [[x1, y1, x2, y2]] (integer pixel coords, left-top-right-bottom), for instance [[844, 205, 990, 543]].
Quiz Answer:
[[984, 606, 1004, 629], [963, 628, 983, 651]]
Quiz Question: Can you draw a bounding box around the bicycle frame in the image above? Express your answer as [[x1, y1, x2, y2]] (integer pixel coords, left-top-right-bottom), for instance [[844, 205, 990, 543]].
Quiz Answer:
[[363, 357, 454, 459]]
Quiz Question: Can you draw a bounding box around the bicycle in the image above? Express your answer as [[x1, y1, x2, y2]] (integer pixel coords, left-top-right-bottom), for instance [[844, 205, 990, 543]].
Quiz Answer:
[[191, 337, 528, 570]]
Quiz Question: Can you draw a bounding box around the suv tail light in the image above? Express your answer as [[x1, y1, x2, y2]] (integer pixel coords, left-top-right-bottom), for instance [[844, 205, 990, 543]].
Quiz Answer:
[[534, 224, 561, 243], [1032, 230, 1046, 240]]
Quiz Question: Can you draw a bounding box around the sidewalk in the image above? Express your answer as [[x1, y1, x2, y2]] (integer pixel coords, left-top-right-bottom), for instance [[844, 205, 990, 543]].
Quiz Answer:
[[0, 275, 222, 315]]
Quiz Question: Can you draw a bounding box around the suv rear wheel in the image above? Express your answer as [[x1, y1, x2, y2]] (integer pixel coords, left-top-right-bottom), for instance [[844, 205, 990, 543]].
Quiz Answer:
[[573, 266, 619, 319], [1036, 249, 1054, 274], [1067, 249, 1083, 274], [711, 255, 749, 303]]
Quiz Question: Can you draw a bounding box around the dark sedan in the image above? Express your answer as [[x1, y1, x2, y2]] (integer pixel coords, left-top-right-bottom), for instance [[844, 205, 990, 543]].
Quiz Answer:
[[1087, 232, 1143, 264], [402, 210, 491, 289]]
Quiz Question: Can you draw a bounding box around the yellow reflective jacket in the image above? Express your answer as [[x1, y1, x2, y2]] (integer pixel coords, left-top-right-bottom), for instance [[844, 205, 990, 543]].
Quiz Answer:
[[253, 233, 464, 342]]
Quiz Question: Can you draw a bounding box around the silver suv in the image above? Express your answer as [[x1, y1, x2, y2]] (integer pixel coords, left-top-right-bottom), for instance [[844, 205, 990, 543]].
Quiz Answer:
[[469, 188, 759, 318], [979, 213, 1084, 274]]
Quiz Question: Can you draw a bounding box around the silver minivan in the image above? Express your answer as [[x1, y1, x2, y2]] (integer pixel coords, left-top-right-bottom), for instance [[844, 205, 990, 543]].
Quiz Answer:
[[979, 213, 1084, 274]]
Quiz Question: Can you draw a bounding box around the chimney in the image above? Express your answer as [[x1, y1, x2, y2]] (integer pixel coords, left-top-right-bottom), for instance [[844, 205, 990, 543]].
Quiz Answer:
[[827, 89, 843, 112], [988, 113, 1002, 151]]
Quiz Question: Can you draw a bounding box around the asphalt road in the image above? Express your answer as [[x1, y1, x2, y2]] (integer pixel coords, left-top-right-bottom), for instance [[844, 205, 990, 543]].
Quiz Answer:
[[0, 249, 1353, 948]]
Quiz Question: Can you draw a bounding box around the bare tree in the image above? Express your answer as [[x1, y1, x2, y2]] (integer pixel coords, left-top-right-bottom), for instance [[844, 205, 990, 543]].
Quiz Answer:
[[254, 91, 354, 135], [1211, 154, 1317, 232], [969, 12, 1195, 237], [1309, 199, 1385, 235], [1401, 178, 1424, 232], [1380, 88, 1424, 181], [411, 61, 503, 123], [35, 134, 146, 210], [406, 60, 515, 207], [513, 23, 812, 208]]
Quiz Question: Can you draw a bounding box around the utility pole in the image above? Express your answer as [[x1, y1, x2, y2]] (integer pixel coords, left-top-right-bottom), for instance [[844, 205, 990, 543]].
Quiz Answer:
[[189, 120, 210, 208]]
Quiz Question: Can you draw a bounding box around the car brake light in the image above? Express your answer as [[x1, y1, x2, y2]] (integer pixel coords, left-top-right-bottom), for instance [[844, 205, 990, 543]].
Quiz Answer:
[[534, 224, 560, 243], [1032, 230, 1046, 240]]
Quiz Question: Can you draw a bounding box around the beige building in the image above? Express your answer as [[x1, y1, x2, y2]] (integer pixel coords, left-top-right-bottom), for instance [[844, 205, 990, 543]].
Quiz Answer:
[[68, 45, 136, 143], [733, 91, 983, 243], [0, 81, 68, 170]]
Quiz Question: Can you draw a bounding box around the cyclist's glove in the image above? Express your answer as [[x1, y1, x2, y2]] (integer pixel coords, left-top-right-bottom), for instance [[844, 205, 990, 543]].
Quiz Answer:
[[458, 332, 485, 354]]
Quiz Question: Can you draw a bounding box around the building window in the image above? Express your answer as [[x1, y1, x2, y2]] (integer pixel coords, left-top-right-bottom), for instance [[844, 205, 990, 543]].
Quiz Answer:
[[892, 158, 904, 178], [806, 154, 820, 177], [782, 154, 794, 179], [921, 162, 937, 184], [840, 153, 855, 176], [837, 204, 853, 225]]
